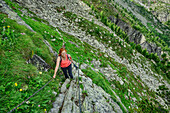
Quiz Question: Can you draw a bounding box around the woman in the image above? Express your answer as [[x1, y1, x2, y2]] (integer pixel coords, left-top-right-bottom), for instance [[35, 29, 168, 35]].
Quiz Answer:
[[53, 48, 74, 79]]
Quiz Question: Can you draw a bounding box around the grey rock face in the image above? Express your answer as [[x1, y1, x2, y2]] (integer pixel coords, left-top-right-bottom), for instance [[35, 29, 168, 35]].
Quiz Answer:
[[49, 70, 123, 113], [109, 16, 142, 45], [109, 16, 162, 56], [50, 94, 65, 113], [141, 41, 162, 56], [81, 62, 128, 112], [27, 54, 50, 71], [80, 63, 88, 69], [60, 79, 70, 93]]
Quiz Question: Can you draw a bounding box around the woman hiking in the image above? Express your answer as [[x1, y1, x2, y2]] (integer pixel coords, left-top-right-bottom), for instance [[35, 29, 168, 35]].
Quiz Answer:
[[53, 48, 74, 79]]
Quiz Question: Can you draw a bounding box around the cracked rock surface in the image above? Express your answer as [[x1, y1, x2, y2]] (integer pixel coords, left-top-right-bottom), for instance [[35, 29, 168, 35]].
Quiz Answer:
[[49, 69, 122, 113]]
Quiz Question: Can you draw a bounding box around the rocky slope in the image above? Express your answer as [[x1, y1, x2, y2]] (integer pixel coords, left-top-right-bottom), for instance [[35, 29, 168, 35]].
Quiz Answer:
[[133, 0, 170, 23], [114, 0, 170, 47], [1, 0, 169, 112], [49, 69, 123, 113]]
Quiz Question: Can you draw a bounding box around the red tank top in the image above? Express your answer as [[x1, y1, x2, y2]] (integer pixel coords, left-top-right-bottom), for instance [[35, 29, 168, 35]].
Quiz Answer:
[[60, 54, 71, 68]]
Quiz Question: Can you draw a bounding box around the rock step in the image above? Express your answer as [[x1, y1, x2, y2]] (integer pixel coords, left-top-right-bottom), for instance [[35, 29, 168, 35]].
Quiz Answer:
[[49, 69, 123, 113]]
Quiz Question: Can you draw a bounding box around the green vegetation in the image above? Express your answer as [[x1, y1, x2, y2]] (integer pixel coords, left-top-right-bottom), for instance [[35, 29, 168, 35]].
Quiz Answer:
[[82, 90, 88, 96], [80, 83, 84, 90], [0, 13, 62, 113], [131, 99, 169, 113], [0, 8, 128, 113], [82, 0, 169, 79], [1, 0, 169, 112], [66, 83, 70, 89]]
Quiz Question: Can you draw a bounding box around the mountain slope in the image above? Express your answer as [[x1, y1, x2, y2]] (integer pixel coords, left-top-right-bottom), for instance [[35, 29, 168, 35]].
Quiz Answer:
[[0, 0, 169, 112]]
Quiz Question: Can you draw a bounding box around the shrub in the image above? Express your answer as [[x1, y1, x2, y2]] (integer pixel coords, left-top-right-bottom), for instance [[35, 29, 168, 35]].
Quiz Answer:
[[161, 53, 167, 59], [116, 13, 119, 18], [91, 4, 94, 11], [103, 17, 108, 25], [142, 49, 147, 57], [148, 53, 154, 59], [116, 27, 120, 34], [111, 23, 114, 31], [145, 51, 150, 58], [161, 60, 166, 65], [153, 53, 160, 63], [130, 42, 136, 49], [124, 36, 129, 43], [135, 44, 142, 53], [100, 11, 104, 19]]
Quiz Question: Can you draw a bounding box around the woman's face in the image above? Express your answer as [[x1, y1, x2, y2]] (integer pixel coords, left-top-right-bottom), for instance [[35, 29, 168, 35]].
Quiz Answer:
[[61, 50, 66, 57]]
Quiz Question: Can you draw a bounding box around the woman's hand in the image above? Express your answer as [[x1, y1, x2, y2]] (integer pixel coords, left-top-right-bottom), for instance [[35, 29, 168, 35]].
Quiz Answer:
[[53, 74, 56, 78]]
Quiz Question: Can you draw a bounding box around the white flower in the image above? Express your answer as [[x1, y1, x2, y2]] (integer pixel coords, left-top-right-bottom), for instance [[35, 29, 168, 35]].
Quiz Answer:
[[26, 101, 29, 104], [51, 39, 56, 41], [52, 91, 57, 96]]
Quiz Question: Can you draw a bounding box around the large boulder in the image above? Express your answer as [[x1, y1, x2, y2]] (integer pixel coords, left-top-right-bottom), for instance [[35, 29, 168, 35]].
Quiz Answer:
[[27, 54, 51, 71]]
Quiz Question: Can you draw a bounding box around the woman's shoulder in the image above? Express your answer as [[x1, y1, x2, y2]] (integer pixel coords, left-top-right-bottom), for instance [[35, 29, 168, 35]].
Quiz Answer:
[[57, 56, 61, 60]]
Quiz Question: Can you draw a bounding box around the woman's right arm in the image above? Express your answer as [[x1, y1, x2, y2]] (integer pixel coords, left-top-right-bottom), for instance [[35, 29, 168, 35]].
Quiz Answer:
[[53, 57, 60, 78]]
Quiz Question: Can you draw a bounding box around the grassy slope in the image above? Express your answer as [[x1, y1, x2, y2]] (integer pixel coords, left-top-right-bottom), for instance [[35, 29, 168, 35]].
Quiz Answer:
[[0, 13, 63, 113], [0, 0, 169, 113]]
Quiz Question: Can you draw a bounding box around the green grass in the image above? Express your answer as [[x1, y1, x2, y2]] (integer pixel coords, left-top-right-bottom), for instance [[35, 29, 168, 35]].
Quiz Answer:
[[82, 90, 88, 96], [66, 83, 70, 89], [80, 83, 84, 90], [1, 0, 169, 112], [0, 13, 62, 113]]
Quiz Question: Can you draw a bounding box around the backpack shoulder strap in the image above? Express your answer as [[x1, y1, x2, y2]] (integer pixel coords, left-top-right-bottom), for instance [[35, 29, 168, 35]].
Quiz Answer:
[[60, 56, 62, 64], [67, 54, 70, 60]]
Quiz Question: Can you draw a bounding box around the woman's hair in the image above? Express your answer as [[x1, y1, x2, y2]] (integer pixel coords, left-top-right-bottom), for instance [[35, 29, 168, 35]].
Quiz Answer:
[[59, 48, 67, 56]]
